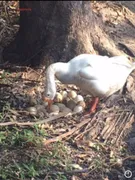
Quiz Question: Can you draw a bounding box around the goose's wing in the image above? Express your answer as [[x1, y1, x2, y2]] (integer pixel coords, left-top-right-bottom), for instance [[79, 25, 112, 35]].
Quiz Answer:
[[78, 66, 97, 80], [78, 64, 108, 81], [77, 64, 113, 97], [78, 56, 133, 81]]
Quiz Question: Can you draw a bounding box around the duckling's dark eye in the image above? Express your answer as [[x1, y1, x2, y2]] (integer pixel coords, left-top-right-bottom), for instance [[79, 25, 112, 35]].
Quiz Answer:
[[47, 93, 50, 97]]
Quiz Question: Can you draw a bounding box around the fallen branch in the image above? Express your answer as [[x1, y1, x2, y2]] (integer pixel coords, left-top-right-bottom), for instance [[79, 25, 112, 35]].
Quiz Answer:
[[43, 114, 92, 145], [0, 112, 69, 127], [39, 168, 89, 176], [65, 168, 89, 174], [110, 155, 135, 167]]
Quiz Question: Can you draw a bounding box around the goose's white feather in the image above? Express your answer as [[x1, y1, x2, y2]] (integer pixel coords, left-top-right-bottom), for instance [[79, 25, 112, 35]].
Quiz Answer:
[[44, 54, 135, 100]]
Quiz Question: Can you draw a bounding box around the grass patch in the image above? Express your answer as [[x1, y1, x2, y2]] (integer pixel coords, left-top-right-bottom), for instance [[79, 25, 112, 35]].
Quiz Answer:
[[0, 125, 71, 180]]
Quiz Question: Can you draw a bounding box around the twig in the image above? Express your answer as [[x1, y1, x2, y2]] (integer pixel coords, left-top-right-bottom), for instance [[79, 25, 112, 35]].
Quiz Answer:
[[0, 26, 6, 37], [110, 155, 135, 167], [64, 168, 89, 174], [116, 113, 134, 145], [0, 112, 69, 127], [43, 115, 92, 145], [40, 168, 90, 176], [103, 112, 123, 141], [74, 114, 96, 140], [4, 1, 11, 23]]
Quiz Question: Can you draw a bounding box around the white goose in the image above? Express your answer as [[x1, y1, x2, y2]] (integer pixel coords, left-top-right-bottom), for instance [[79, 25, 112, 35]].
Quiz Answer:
[[43, 54, 135, 113]]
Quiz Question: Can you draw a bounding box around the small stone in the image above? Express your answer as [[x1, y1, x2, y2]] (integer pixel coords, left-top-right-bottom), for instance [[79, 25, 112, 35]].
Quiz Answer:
[[49, 112, 59, 116], [42, 101, 48, 107], [74, 95, 84, 103], [77, 101, 86, 109], [68, 90, 77, 99], [29, 96, 37, 106], [54, 92, 63, 103], [26, 107, 37, 116], [62, 107, 72, 113], [63, 97, 70, 104], [49, 104, 59, 113], [39, 111, 45, 118], [66, 100, 76, 110], [55, 103, 66, 112], [116, 158, 122, 166], [73, 105, 83, 113], [35, 104, 45, 112], [41, 124, 46, 129], [61, 90, 68, 100]]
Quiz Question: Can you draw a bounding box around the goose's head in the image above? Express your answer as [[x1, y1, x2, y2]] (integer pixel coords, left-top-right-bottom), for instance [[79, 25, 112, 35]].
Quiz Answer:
[[44, 87, 56, 101], [43, 77, 57, 108]]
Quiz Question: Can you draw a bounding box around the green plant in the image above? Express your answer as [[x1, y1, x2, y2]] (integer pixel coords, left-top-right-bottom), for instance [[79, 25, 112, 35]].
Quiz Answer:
[[0, 125, 71, 179]]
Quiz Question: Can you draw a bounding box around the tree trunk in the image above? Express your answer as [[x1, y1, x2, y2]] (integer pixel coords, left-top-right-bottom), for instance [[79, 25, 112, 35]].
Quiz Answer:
[[3, 1, 124, 67]]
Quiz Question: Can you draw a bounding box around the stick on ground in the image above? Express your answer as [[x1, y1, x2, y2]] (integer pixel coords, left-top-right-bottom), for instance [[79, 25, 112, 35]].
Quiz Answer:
[[0, 112, 69, 127], [43, 115, 92, 145]]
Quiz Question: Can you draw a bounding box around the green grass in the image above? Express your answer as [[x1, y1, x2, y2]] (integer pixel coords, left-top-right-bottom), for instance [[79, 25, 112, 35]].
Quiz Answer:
[[0, 124, 71, 180]]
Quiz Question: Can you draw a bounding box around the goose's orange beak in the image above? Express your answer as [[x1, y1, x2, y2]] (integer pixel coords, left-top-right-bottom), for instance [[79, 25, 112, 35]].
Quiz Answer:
[[43, 97, 53, 108]]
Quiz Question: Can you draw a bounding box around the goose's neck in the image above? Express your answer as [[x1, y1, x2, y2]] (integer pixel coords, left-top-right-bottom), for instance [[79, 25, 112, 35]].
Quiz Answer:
[[46, 62, 69, 88]]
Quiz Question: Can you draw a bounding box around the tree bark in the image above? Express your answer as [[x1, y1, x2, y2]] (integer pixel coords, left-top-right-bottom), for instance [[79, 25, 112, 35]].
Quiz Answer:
[[3, 1, 124, 67]]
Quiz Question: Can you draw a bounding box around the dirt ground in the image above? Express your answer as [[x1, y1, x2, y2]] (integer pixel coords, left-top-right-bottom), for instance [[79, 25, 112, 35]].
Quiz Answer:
[[0, 1, 135, 180]]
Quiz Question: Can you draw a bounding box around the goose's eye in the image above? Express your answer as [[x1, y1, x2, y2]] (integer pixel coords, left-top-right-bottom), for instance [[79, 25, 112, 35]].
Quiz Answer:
[[47, 93, 50, 97]]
